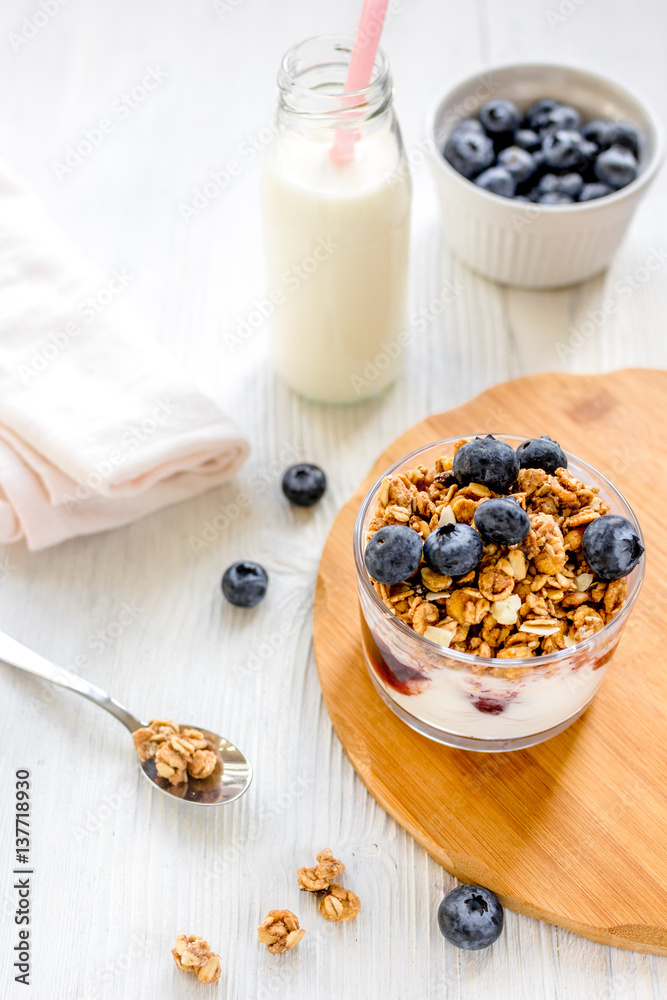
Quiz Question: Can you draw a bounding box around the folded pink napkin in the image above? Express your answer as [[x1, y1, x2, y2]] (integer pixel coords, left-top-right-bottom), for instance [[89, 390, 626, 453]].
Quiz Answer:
[[0, 159, 249, 550]]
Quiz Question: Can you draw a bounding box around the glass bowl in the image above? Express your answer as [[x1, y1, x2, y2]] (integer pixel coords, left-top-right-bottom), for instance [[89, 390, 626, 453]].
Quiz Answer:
[[353, 436, 645, 752]]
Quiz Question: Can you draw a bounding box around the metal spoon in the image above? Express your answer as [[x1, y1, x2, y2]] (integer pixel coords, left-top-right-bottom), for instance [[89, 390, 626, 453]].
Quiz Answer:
[[0, 629, 252, 806]]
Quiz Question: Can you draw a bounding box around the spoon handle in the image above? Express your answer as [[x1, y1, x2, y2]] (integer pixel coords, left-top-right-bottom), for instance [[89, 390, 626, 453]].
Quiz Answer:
[[0, 629, 143, 733]]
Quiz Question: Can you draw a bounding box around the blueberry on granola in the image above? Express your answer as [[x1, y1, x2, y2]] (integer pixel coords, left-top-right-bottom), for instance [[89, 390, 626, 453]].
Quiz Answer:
[[473, 497, 530, 546], [364, 525, 423, 585], [221, 561, 268, 607], [437, 885, 504, 950], [282, 463, 327, 506], [423, 523, 483, 578], [582, 515, 644, 580], [516, 436, 568, 474], [453, 435, 519, 493]]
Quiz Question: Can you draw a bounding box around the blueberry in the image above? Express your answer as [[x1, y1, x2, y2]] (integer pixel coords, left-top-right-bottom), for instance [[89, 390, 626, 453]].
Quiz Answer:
[[538, 104, 582, 134], [437, 885, 504, 950], [479, 98, 521, 135], [443, 129, 495, 179], [514, 128, 541, 152], [579, 182, 614, 202], [474, 166, 516, 197], [497, 145, 536, 183], [531, 148, 547, 176], [542, 130, 589, 171], [516, 435, 568, 474], [364, 525, 423, 585], [537, 173, 561, 194], [473, 497, 530, 545], [537, 172, 583, 198], [221, 561, 268, 607], [453, 435, 519, 493], [611, 121, 640, 157], [282, 463, 327, 506], [452, 117, 484, 135], [423, 523, 483, 578], [538, 191, 574, 205], [525, 98, 560, 131], [582, 119, 617, 150], [582, 515, 644, 581], [559, 172, 584, 198], [594, 145, 638, 189], [580, 138, 599, 162]]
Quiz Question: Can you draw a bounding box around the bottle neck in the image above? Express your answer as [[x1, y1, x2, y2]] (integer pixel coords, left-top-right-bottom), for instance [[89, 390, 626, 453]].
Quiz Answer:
[[276, 34, 393, 138]]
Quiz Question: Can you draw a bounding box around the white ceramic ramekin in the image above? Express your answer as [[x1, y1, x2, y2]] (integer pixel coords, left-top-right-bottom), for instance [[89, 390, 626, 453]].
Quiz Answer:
[[426, 63, 665, 288]]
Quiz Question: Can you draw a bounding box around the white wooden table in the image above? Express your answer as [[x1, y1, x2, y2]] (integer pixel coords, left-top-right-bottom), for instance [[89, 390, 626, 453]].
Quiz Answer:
[[1, 0, 667, 997]]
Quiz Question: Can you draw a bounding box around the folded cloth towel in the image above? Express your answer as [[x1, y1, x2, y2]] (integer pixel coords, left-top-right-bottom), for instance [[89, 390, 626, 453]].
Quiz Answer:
[[0, 159, 249, 550]]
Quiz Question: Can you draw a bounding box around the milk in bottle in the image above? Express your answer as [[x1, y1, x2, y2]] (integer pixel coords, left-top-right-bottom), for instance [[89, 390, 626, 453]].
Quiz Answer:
[[262, 36, 412, 403]]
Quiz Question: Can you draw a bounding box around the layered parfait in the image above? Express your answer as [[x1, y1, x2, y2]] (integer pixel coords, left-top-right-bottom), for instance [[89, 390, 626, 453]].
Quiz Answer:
[[354, 435, 645, 751]]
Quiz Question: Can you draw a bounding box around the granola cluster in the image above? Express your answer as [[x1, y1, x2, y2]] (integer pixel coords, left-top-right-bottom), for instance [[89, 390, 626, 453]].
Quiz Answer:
[[257, 910, 305, 953], [297, 848, 361, 922], [172, 934, 222, 984], [132, 718, 218, 785], [366, 446, 628, 661], [257, 849, 360, 954]]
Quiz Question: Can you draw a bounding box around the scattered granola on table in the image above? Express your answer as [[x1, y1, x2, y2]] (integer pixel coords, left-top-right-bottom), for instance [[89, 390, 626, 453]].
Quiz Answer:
[[318, 885, 362, 922], [132, 719, 218, 785], [257, 910, 305, 953], [297, 849, 345, 893], [296, 848, 361, 923], [363, 435, 644, 661], [172, 934, 222, 984]]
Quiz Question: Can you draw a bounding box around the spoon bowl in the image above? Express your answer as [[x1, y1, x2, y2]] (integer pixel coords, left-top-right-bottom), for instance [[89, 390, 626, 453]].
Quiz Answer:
[[139, 726, 252, 805], [0, 629, 253, 808]]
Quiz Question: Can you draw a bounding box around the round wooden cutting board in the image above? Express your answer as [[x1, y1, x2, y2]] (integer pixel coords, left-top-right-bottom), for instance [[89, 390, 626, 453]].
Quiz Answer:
[[313, 369, 667, 956]]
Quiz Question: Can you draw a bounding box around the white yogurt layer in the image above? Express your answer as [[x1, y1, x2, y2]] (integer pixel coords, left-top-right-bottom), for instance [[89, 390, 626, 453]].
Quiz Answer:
[[372, 656, 604, 740]]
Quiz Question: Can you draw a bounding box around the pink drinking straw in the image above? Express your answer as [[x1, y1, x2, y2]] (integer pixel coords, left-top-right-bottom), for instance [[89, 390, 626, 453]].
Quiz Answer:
[[330, 0, 390, 165]]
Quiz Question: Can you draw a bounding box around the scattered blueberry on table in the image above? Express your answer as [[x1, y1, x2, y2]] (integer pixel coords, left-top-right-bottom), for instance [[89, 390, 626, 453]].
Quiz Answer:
[[437, 884, 504, 950], [443, 95, 640, 203], [364, 524, 423, 585], [282, 463, 327, 506], [221, 561, 269, 607]]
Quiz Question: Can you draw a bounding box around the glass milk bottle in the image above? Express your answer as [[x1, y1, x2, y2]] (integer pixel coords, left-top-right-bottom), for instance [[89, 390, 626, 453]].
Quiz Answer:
[[262, 36, 412, 403]]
